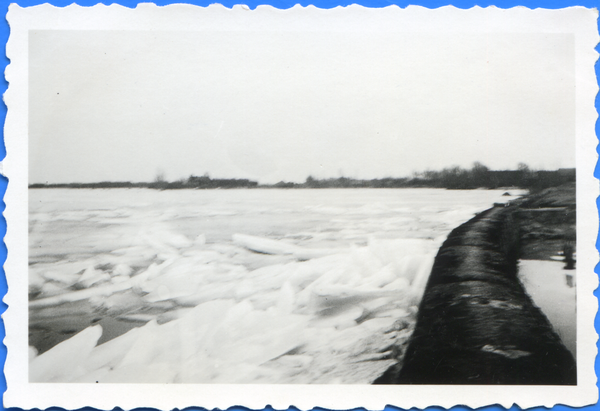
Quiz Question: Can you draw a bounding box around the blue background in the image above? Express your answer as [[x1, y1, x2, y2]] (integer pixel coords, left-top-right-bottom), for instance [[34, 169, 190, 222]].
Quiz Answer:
[[0, 0, 597, 410]]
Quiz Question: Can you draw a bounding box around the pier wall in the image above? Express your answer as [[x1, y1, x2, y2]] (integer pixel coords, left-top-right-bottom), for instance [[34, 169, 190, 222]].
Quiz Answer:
[[374, 204, 576, 385]]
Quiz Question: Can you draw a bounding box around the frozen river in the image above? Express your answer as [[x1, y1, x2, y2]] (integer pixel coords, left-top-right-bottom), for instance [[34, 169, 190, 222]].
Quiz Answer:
[[29, 188, 523, 383]]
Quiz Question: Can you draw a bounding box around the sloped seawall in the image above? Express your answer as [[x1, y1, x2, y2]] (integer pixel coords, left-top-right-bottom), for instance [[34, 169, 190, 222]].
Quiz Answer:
[[374, 203, 576, 385]]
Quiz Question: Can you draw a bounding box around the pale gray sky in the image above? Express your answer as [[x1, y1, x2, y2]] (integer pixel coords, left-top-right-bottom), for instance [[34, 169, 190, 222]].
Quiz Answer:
[[29, 30, 575, 184]]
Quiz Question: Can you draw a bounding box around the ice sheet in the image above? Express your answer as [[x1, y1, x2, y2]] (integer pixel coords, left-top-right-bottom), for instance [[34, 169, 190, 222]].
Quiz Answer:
[[518, 259, 577, 357], [29, 188, 525, 383]]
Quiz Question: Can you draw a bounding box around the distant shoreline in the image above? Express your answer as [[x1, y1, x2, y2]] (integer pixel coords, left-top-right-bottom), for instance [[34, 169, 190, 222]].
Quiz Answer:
[[29, 166, 575, 192]]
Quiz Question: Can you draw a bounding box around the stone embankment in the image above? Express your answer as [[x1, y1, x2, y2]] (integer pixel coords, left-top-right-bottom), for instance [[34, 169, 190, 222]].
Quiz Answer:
[[374, 186, 576, 385]]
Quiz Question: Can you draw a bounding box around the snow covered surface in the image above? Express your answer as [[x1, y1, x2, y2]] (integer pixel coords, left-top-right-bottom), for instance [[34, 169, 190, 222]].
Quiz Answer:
[[518, 259, 577, 357], [29, 188, 524, 383]]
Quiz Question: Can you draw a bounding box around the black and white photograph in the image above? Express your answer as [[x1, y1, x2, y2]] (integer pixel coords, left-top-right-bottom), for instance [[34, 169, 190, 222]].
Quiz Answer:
[[4, 3, 598, 410]]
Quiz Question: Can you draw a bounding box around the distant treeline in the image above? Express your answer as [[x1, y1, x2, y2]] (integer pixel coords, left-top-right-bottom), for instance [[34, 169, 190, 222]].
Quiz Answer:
[[29, 163, 575, 191], [29, 175, 258, 190], [29, 181, 150, 189], [409, 163, 575, 191], [271, 163, 575, 191], [153, 175, 258, 190]]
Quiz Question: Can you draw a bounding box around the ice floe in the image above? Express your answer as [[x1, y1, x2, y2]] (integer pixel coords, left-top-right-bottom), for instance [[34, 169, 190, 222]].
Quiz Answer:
[[29, 188, 525, 383]]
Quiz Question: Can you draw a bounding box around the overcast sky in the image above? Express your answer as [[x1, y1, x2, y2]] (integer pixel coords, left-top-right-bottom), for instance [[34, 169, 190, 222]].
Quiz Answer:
[[29, 29, 575, 184]]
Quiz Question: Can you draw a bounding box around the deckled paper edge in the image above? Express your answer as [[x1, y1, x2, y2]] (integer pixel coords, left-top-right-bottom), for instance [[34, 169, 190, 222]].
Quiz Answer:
[[3, 3, 599, 410]]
